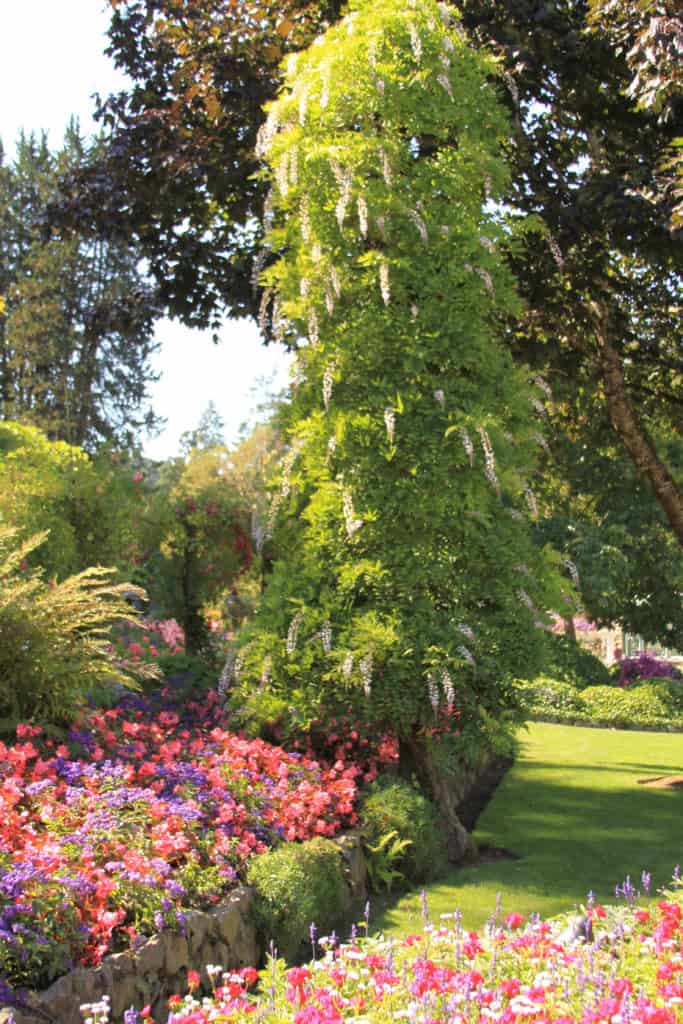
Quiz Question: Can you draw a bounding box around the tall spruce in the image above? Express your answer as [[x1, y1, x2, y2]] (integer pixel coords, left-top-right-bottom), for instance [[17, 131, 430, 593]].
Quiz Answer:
[[0, 124, 159, 449], [229, 0, 566, 860]]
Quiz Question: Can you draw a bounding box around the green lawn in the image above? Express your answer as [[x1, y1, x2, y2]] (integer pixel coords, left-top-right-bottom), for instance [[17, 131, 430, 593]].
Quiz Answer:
[[371, 722, 683, 936]]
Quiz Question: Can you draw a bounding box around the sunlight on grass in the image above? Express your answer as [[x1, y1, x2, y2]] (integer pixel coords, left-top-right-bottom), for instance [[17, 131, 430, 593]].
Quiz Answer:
[[372, 722, 683, 937]]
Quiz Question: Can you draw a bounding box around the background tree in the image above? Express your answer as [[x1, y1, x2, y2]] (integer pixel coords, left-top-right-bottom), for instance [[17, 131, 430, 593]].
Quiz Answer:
[[229, 0, 567, 860], [0, 123, 160, 448]]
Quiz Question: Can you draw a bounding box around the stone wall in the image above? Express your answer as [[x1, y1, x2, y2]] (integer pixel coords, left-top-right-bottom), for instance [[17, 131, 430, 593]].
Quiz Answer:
[[0, 834, 367, 1024]]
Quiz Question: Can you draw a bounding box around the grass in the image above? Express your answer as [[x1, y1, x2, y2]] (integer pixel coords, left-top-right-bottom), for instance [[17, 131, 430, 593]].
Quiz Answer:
[[371, 722, 683, 936]]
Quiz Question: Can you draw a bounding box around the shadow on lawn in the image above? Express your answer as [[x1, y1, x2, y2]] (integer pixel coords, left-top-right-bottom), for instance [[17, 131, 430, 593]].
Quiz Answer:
[[371, 750, 682, 935]]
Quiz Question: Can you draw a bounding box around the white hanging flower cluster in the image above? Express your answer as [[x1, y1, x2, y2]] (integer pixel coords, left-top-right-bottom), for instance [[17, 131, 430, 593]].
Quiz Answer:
[[408, 209, 429, 242], [534, 376, 553, 400], [441, 668, 455, 706], [300, 197, 312, 243], [342, 652, 354, 683], [280, 440, 303, 499], [379, 148, 393, 187], [408, 22, 423, 63], [457, 623, 475, 642], [330, 159, 353, 228], [289, 145, 299, 186], [258, 287, 273, 334], [434, 389, 445, 407], [323, 362, 336, 411], [442, 33, 455, 52], [308, 308, 320, 345], [251, 508, 266, 553], [437, 73, 454, 100], [524, 484, 539, 520], [547, 235, 564, 269], [515, 563, 531, 576], [321, 621, 333, 654], [330, 266, 342, 299], [563, 558, 580, 586], [286, 610, 305, 654], [263, 189, 276, 231], [359, 654, 373, 696], [260, 655, 272, 688], [343, 491, 364, 538], [300, 276, 310, 298], [509, 508, 524, 521], [533, 431, 551, 454], [459, 427, 474, 465], [483, 174, 493, 199], [502, 71, 519, 108], [298, 86, 309, 126], [517, 589, 535, 612], [312, 242, 322, 264], [218, 651, 236, 701], [379, 262, 391, 305], [326, 434, 337, 463], [357, 196, 369, 239], [478, 426, 500, 494], [458, 644, 475, 666], [324, 282, 335, 315], [479, 235, 495, 252], [275, 152, 290, 197], [376, 215, 387, 240], [251, 248, 268, 291], [531, 397, 547, 418], [475, 266, 495, 296], [384, 407, 396, 443], [320, 65, 331, 109], [427, 673, 440, 712], [410, 303, 419, 320], [375, 77, 385, 98], [255, 109, 280, 159]]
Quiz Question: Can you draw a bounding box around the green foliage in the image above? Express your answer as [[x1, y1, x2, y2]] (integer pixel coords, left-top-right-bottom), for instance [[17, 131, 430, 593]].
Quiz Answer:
[[359, 778, 448, 886], [231, 0, 568, 787], [537, 634, 612, 689], [364, 830, 413, 893], [0, 421, 146, 580], [516, 677, 683, 731], [247, 838, 347, 961], [0, 527, 153, 729]]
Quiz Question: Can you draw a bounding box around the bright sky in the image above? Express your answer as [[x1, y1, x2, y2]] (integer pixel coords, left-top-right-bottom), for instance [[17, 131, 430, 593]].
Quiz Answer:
[[0, 0, 292, 460]]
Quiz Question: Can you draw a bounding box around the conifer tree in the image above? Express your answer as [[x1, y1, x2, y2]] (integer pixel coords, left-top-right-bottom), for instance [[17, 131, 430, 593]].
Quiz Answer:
[[230, 0, 566, 859]]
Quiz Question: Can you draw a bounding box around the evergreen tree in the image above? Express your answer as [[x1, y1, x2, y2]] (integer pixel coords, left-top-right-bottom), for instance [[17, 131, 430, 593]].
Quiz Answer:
[[230, 0, 566, 860], [0, 123, 159, 449]]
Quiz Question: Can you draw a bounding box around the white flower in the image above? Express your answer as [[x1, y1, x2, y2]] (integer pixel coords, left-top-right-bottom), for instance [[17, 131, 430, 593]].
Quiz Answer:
[[458, 623, 475, 642], [434, 389, 445, 407], [300, 197, 312, 243], [380, 148, 393, 186], [321, 621, 333, 654], [260, 655, 272, 687], [563, 558, 580, 586], [308, 308, 320, 345], [408, 209, 429, 242], [441, 668, 455, 705], [427, 673, 440, 711], [517, 589, 535, 611], [358, 196, 369, 239], [379, 262, 391, 305], [524, 484, 539, 520], [342, 652, 354, 682], [298, 86, 309, 125], [287, 610, 305, 654], [458, 645, 475, 666], [331, 265, 342, 298], [384, 407, 396, 443], [360, 654, 373, 696], [547, 234, 564, 269], [408, 22, 423, 63], [323, 364, 335, 410], [459, 427, 474, 465], [437, 73, 454, 100]]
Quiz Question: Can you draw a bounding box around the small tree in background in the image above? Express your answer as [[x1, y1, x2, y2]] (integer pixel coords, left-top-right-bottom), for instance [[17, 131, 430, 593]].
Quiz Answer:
[[230, 0, 567, 860]]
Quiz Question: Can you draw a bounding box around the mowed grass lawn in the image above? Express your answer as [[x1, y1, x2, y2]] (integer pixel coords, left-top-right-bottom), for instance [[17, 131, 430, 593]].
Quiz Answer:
[[372, 722, 683, 936]]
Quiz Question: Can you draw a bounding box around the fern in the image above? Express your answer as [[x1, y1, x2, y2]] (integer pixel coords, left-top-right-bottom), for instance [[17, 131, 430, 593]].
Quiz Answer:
[[0, 527, 157, 728]]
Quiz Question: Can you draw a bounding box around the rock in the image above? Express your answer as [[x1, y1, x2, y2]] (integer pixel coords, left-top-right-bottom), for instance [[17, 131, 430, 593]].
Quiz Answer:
[[185, 910, 211, 957], [164, 933, 190, 976], [136, 936, 166, 977], [334, 831, 367, 901], [39, 972, 77, 1024]]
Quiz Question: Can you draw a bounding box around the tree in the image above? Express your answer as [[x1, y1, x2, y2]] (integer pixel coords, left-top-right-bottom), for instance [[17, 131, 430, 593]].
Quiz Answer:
[[0, 124, 160, 448], [228, 0, 566, 861], [179, 401, 226, 454], [63, 0, 683, 560]]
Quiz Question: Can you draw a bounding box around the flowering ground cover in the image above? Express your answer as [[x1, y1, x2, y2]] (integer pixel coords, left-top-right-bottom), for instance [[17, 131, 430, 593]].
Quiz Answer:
[[81, 878, 683, 1024], [0, 687, 370, 992], [374, 723, 683, 938]]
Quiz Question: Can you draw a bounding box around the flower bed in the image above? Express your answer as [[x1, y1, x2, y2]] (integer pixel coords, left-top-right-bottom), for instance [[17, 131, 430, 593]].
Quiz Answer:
[[0, 688, 366, 992], [79, 876, 683, 1024]]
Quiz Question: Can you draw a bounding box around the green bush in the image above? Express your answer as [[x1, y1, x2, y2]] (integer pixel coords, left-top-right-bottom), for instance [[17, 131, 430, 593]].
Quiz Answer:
[[247, 838, 348, 962], [0, 528, 154, 730], [580, 684, 674, 728], [538, 634, 612, 688], [515, 678, 588, 718], [359, 777, 448, 888]]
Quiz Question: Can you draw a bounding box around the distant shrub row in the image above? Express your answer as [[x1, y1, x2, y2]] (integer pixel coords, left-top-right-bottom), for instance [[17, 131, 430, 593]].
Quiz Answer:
[[516, 676, 683, 731]]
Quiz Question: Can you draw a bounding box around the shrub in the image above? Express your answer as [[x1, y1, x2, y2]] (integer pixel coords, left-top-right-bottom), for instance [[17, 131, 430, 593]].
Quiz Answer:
[[247, 838, 348, 962], [615, 652, 682, 686], [581, 684, 675, 727], [515, 677, 588, 717], [535, 633, 611, 688], [0, 527, 153, 728], [359, 777, 448, 888]]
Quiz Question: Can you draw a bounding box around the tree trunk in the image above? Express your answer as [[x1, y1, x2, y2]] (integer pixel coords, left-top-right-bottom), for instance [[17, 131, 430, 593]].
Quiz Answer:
[[591, 298, 683, 549], [180, 518, 205, 656], [399, 729, 472, 863], [563, 615, 577, 644]]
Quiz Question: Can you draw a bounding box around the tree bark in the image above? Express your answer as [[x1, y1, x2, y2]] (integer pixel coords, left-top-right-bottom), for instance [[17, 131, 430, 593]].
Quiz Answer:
[[591, 299, 683, 549], [399, 729, 471, 863]]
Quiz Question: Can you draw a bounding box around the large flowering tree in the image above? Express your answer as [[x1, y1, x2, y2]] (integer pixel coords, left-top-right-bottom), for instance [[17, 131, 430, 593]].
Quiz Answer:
[[230, 0, 566, 859]]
